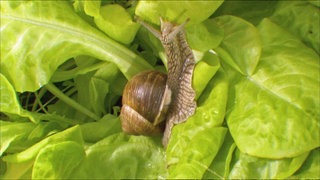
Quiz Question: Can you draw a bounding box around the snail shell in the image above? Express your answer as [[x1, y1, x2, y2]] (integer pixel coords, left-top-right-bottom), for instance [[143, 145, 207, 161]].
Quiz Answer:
[[120, 17, 196, 147], [120, 71, 172, 135]]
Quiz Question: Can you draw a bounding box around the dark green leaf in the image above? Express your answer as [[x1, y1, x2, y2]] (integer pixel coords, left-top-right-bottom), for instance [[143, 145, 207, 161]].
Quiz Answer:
[[213, 0, 278, 25]]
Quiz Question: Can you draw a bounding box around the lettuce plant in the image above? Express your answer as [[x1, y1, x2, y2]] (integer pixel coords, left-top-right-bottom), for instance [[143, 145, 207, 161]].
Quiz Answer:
[[1, 0, 319, 179]]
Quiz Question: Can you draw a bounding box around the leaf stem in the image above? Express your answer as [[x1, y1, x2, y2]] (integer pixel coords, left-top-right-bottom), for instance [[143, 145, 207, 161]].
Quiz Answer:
[[51, 61, 108, 82], [34, 92, 49, 114], [32, 88, 47, 112], [45, 83, 100, 121]]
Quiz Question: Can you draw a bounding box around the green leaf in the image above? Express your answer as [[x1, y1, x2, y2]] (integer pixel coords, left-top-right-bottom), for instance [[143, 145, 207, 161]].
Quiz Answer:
[[228, 149, 309, 179], [89, 63, 126, 115], [270, 1, 320, 54], [80, 114, 121, 143], [84, 0, 101, 17], [72, 0, 97, 24], [94, 4, 140, 44], [89, 77, 109, 115], [70, 134, 167, 179], [214, 15, 262, 75], [168, 127, 226, 179], [221, 18, 320, 158], [135, 1, 224, 26], [0, 73, 39, 123], [192, 51, 220, 99], [0, 121, 35, 156], [2, 1, 319, 178], [51, 57, 106, 82], [3, 125, 83, 163], [196, 71, 229, 127], [0, 120, 65, 156], [47, 98, 79, 122], [1, 159, 34, 179], [166, 71, 229, 179], [0, 1, 152, 92], [290, 148, 320, 178], [213, 0, 278, 25], [135, 25, 165, 63], [202, 132, 236, 179], [45, 83, 100, 121], [308, 0, 320, 7], [0, 74, 23, 115], [185, 19, 224, 52], [72, 66, 97, 121], [54, 61, 126, 119], [32, 141, 85, 179]]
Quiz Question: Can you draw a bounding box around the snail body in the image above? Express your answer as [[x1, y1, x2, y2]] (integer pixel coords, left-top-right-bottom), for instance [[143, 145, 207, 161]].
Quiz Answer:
[[120, 17, 196, 147]]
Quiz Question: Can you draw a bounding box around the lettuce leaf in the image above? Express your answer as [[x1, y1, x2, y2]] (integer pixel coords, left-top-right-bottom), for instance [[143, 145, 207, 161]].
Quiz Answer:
[[0, 73, 41, 123], [213, 0, 278, 25], [3, 125, 83, 163], [270, 1, 320, 54], [94, 4, 140, 44], [215, 16, 320, 158], [202, 132, 236, 179], [214, 15, 261, 75], [1, 1, 319, 179], [290, 148, 320, 178], [0, 121, 36, 156], [135, 1, 224, 25], [228, 149, 309, 178], [0, 1, 151, 92], [32, 141, 85, 179], [166, 71, 229, 178], [72, 135, 166, 179]]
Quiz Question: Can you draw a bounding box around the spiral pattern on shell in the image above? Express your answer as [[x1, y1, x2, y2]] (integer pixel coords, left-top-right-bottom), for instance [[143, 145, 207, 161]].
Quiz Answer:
[[120, 71, 170, 135]]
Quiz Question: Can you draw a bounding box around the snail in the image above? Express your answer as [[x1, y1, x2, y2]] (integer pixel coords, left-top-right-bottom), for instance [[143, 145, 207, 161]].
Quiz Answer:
[[120, 17, 196, 147]]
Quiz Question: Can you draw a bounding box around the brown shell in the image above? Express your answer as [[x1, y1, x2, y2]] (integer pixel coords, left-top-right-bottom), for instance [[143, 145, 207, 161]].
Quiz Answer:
[[120, 71, 170, 135], [120, 105, 163, 135]]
